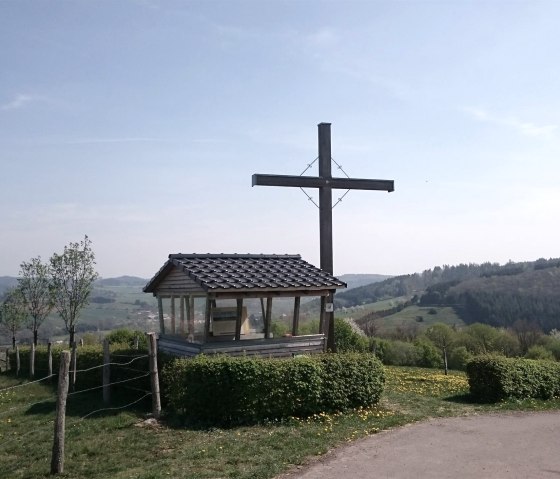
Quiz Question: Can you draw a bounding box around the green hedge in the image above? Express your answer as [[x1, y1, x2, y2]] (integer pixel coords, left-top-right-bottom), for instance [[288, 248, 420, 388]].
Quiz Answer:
[[466, 355, 560, 402], [6, 343, 151, 392], [163, 353, 385, 426]]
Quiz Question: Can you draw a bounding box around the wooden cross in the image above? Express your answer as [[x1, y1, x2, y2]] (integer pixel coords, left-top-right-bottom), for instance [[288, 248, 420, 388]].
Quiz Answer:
[[252, 122, 394, 351]]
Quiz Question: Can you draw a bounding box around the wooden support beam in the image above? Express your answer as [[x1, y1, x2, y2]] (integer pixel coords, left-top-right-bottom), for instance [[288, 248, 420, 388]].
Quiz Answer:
[[235, 298, 243, 341], [292, 296, 301, 336], [179, 296, 185, 335], [260, 298, 266, 325], [170, 296, 176, 334], [319, 296, 326, 335], [188, 296, 195, 339], [264, 297, 272, 339], [204, 298, 211, 341], [157, 296, 165, 334]]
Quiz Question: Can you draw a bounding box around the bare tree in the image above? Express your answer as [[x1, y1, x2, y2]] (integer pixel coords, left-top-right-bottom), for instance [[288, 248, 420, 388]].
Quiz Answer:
[[50, 236, 99, 345], [0, 287, 27, 348], [18, 257, 53, 346]]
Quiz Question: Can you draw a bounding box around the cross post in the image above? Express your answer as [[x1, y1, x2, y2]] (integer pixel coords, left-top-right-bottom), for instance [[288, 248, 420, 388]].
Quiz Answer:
[[252, 122, 394, 351]]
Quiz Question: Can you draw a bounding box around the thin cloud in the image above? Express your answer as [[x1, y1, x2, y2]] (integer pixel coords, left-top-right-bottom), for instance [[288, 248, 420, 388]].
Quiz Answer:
[[462, 106, 557, 138], [61, 137, 171, 145], [1, 94, 34, 111]]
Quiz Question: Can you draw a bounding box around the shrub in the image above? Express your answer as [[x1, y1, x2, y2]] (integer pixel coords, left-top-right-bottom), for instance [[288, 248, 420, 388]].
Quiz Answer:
[[7, 343, 150, 392], [314, 353, 385, 412], [106, 328, 148, 349], [525, 345, 555, 361], [162, 353, 384, 426], [334, 319, 369, 352], [414, 338, 443, 368], [382, 340, 419, 366], [466, 355, 560, 402], [448, 346, 472, 371]]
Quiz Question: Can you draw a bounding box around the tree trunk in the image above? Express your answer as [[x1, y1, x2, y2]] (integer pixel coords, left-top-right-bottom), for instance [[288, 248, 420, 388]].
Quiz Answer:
[[443, 347, 448, 376], [12, 335, 16, 349], [33, 329, 38, 347], [69, 325, 75, 347]]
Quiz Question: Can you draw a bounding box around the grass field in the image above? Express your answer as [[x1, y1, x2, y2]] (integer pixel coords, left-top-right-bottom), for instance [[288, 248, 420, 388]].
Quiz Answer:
[[2, 365, 559, 479], [371, 305, 465, 335]]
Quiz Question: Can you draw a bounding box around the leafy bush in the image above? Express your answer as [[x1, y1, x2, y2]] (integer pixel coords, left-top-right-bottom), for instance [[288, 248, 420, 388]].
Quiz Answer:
[[334, 319, 369, 352], [106, 328, 148, 349], [382, 340, 419, 366], [466, 355, 560, 402], [163, 353, 384, 426], [414, 338, 443, 368], [7, 343, 150, 392], [525, 345, 555, 361], [448, 346, 472, 371]]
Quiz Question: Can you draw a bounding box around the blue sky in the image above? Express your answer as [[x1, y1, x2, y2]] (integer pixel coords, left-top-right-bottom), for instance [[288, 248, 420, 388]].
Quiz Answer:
[[1, 0, 559, 278]]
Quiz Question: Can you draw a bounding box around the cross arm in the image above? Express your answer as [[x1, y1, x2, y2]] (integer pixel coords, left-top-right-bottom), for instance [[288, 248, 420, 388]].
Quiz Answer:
[[252, 173, 394, 192]]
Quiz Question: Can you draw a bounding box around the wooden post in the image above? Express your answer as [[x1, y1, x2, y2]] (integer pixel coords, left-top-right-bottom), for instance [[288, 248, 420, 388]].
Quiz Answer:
[[170, 296, 176, 334], [292, 296, 301, 336], [48, 342, 53, 379], [260, 298, 266, 326], [235, 298, 243, 341], [146, 333, 161, 419], [51, 351, 70, 474], [187, 296, 195, 339], [319, 297, 326, 334], [4, 347, 10, 372], [16, 345, 20, 377], [30, 342, 35, 379], [157, 296, 165, 334], [264, 297, 272, 339], [103, 339, 110, 404], [179, 296, 185, 335], [204, 298, 211, 341], [70, 342, 77, 391]]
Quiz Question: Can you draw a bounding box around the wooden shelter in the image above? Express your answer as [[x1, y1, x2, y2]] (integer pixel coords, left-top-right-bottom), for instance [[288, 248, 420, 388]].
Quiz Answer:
[[143, 254, 346, 357]]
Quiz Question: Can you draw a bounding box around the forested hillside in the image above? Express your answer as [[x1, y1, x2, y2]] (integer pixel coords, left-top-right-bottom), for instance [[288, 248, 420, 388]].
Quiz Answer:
[[336, 257, 560, 333], [420, 267, 560, 332]]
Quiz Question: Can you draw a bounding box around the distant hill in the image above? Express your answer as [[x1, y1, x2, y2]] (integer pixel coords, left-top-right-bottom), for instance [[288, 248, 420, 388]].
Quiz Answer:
[[420, 265, 560, 332], [335, 257, 560, 333], [0, 276, 18, 297], [96, 276, 148, 287], [337, 273, 392, 290]]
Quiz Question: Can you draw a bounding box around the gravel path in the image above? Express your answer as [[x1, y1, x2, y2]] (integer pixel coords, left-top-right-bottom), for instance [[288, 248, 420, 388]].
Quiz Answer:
[[278, 411, 560, 479]]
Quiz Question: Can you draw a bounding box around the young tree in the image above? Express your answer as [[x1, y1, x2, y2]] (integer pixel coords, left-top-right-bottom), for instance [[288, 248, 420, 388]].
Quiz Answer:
[[0, 287, 27, 348], [50, 236, 99, 345], [18, 256, 53, 346], [425, 323, 455, 375]]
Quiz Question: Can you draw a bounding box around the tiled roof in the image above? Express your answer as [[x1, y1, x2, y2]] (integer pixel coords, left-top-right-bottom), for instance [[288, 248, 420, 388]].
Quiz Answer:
[[144, 254, 346, 293]]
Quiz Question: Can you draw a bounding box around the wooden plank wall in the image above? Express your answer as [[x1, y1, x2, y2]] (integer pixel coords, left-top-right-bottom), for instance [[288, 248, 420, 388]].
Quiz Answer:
[[158, 334, 326, 358], [156, 266, 204, 295]]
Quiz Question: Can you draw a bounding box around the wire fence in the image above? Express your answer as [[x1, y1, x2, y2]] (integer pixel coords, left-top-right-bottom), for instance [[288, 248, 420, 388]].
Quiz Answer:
[[0, 335, 160, 476]]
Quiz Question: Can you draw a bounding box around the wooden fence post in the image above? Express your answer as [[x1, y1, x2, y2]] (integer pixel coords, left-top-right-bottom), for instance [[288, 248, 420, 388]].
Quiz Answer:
[[16, 345, 20, 377], [70, 342, 77, 391], [48, 342, 53, 380], [103, 339, 110, 404], [146, 333, 161, 419], [30, 343, 35, 379], [51, 351, 70, 474], [5, 347, 10, 372]]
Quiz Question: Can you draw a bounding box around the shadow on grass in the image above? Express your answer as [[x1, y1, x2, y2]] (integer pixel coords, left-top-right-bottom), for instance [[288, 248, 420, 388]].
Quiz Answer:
[[24, 389, 152, 419], [442, 393, 495, 405]]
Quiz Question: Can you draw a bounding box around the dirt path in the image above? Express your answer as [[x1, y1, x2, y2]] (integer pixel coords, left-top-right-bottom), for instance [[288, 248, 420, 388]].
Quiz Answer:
[[278, 411, 560, 479]]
